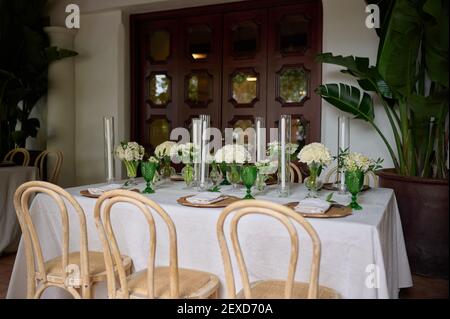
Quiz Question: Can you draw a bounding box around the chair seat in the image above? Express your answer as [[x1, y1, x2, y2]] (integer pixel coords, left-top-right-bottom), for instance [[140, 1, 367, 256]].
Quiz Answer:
[[237, 280, 341, 299], [39, 251, 132, 284], [127, 267, 219, 299]]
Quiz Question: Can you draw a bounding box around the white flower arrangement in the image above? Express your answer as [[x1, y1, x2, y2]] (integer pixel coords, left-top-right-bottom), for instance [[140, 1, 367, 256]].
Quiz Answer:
[[115, 142, 145, 162], [297, 142, 332, 166], [267, 141, 299, 159], [342, 151, 383, 173], [154, 141, 176, 159], [171, 143, 198, 164], [214, 144, 251, 164], [255, 159, 278, 175]]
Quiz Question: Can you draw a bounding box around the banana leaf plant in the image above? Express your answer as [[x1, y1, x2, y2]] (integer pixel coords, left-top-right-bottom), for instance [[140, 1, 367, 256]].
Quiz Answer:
[[315, 0, 448, 179], [0, 0, 78, 158]]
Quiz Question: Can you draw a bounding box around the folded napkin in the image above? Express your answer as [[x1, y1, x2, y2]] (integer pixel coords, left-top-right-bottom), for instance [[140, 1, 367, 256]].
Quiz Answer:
[[294, 198, 331, 214], [87, 183, 123, 196], [187, 192, 224, 205]]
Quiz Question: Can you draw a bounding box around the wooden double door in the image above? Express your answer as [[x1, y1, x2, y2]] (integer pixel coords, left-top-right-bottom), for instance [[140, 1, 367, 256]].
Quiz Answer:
[[130, 0, 322, 152]]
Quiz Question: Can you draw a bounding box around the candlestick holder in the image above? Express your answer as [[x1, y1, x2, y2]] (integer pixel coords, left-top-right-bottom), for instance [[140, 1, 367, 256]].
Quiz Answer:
[[278, 115, 291, 197], [103, 117, 116, 184]]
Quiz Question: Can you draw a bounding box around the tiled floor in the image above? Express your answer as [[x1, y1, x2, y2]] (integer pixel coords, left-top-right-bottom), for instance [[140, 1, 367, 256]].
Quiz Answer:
[[0, 253, 448, 299]]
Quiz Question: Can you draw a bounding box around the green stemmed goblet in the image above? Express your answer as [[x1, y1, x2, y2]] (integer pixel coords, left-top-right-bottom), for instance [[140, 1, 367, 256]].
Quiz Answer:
[[219, 162, 231, 185], [141, 161, 157, 194], [240, 164, 257, 200], [345, 170, 364, 210]]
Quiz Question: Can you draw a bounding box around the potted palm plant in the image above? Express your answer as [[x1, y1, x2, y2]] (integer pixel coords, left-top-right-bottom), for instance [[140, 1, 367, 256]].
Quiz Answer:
[[315, 0, 448, 277]]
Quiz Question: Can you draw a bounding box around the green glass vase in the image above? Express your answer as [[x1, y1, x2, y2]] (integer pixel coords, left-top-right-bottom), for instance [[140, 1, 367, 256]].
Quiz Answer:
[[345, 170, 364, 210], [240, 164, 257, 199], [141, 161, 157, 194], [181, 163, 195, 188], [123, 160, 139, 186], [226, 163, 241, 189]]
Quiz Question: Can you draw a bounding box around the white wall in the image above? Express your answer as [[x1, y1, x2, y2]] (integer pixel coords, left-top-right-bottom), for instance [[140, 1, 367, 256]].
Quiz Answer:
[[46, 0, 395, 185]]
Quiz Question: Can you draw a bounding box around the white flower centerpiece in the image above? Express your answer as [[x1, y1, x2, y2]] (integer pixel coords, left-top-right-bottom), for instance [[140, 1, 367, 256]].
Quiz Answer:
[[154, 141, 176, 180], [171, 143, 198, 187], [340, 151, 383, 210], [115, 141, 145, 186], [297, 142, 332, 198], [214, 144, 252, 188]]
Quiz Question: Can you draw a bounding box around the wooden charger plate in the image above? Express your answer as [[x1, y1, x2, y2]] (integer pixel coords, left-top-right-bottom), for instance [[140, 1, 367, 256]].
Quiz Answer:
[[170, 175, 184, 181], [177, 195, 241, 208], [285, 202, 352, 218], [322, 183, 371, 192], [79, 189, 140, 198]]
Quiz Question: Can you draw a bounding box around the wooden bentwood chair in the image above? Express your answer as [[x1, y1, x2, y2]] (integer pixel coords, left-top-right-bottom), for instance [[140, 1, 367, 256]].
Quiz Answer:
[[13, 181, 132, 299], [4, 147, 30, 166], [324, 166, 379, 187], [34, 150, 63, 184], [94, 189, 220, 299], [289, 162, 303, 183], [217, 200, 341, 299]]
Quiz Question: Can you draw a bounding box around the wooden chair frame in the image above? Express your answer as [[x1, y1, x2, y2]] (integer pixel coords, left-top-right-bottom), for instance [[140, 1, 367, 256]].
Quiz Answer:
[[35, 150, 63, 184], [289, 162, 303, 183], [217, 200, 321, 299], [324, 166, 379, 187], [94, 189, 181, 299], [14, 181, 91, 299], [4, 148, 30, 166]]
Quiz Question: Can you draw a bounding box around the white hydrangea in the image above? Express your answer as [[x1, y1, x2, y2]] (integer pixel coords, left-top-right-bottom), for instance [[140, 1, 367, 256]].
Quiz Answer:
[[343, 152, 380, 173], [255, 159, 278, 175], [155, 141, 176, 159], [115, 142, 145, 162], [214, 144, 251, 164], [267, 141, 299, 159], [171, 143, 198, 164], [297, 142, 332, 166]]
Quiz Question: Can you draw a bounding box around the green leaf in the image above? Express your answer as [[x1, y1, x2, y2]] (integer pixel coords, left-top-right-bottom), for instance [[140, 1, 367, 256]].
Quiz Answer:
[[315, 84, 375, 122], [45, 46, 78, 63]]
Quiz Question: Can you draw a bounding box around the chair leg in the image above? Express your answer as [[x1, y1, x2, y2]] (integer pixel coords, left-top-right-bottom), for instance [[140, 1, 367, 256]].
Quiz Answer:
[[81, 284, 92, 299]]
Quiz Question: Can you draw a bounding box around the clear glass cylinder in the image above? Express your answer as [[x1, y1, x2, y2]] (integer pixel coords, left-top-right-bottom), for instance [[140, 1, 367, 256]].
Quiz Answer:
[[191, 118, 202, 187], [255, 116, 266, 163], [278, 115, 291, 197], [337, 116, 350, 194], [198, 114, 211, 191], [103, 116, 115, 184]]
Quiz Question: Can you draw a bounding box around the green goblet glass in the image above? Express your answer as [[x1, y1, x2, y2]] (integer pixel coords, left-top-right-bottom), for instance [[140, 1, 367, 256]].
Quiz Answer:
[[240, 164, 257, 200], [219, 162, 231, 185], [345, 170, 364, 210], [141, 161, 157, 194]]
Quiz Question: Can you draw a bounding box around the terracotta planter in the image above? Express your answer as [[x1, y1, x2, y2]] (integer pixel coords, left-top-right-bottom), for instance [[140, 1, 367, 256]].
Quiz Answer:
[[376, 169, 449, 278]]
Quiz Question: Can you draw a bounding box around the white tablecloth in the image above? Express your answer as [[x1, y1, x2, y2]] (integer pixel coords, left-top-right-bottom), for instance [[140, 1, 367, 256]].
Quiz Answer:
[[7, 180, 412, 299], [0, 166, 37, 254]]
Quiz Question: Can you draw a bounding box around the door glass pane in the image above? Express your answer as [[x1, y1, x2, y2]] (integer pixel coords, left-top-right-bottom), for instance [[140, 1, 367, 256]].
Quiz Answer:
[[232, 21, 259, 57], [188, 25, 212, 60], [278, 67, 308, 104], [186, 72, 212, 106], [150, 30, 170, 62], [292, 117, 309, 150], [148, 73, 171, 106], [148, 118, 170, 148], [280, 15, 309, 54], [231, 71, 258, 105]]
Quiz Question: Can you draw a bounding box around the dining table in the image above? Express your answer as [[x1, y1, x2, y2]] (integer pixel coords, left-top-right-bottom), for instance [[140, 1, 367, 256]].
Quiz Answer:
[[7, 179, 412, 299], [0, 165, 37, 255]]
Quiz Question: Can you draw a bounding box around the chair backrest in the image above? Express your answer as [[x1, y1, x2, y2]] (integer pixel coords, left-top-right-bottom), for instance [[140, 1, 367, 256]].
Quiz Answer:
[[4, 148, 30, 166], [324, 165, 379, 187], [13, 181, 89, 299], [289, 162, 303, 183], [217, 200, 321, 299], [34, 150, 63, 184], [94, 189, 179, 299]]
